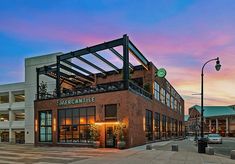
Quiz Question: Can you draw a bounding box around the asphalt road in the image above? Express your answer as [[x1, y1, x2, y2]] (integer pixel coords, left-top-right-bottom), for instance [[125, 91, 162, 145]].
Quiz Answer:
[[208, 138, 235, 157]]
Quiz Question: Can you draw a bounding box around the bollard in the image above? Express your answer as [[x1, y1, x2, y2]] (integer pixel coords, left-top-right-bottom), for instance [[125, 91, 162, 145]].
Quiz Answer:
[[206, 147, 214, 155], [172, 144, 178, 151], [231, 150, 235, 160], [146, 144, 152, 150]]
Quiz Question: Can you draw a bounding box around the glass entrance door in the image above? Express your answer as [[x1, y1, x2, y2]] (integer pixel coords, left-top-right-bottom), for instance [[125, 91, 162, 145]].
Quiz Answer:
[[105, 126, 116, 148]]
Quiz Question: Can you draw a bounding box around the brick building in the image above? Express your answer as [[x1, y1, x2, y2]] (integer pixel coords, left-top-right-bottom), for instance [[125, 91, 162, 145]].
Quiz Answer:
[[34, 35, 184, 148], [187, 105, 235, 137]]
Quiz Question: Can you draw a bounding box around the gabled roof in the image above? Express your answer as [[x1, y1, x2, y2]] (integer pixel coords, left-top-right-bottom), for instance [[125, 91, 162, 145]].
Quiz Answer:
[[190, 105, 235, 117], [184, 115, 189, 122]]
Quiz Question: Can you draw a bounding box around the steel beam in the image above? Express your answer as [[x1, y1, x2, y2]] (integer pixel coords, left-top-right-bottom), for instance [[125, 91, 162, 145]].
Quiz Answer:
[[38, 64, 56, 75], [128, 41, 149, 70], [123, 34, 129, 89], [76, 56, 106, 76], [60, 64, 94, 82], [46, 72, 77, 87], [62, 60, 93, 75], [49, 70, 84, 85], [60, 38, 123, 61], [92, 52, 119, 73], [109, 47, 134, 70], [56, 56, 61, 98]]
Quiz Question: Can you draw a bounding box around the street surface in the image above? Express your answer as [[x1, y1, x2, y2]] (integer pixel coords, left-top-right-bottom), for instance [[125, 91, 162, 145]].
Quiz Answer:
[[0, 139, 234, 163], [209, 137, 235, 157], [188, 136, 235, 157], [0, 144, 119, 163]]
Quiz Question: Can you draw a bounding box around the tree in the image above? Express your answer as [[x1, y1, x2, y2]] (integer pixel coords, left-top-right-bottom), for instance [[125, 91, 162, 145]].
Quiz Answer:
[[89, 124, 100, 141], [39, 81, 47, 99], [114, 122, 125, 141]]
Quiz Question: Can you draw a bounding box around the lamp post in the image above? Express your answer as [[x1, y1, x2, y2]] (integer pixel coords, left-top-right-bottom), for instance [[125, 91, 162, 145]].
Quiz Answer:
[[198, 57, 221, 153], [201, 57, 221, 138]]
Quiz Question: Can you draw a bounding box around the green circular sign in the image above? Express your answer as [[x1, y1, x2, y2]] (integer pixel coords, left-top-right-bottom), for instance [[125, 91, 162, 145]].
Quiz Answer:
[[156, 68, 167, 78]]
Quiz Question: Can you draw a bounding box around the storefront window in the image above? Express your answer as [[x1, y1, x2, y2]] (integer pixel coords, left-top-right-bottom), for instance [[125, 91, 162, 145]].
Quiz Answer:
[[167, 117, 171, 138], [154, 112, 160, 140], [171, 118, 175, 136], [162, 115, 166, 138], [58, 107, 95, 143], [145, 110, 153, 141], [39, 111, 52, 142]]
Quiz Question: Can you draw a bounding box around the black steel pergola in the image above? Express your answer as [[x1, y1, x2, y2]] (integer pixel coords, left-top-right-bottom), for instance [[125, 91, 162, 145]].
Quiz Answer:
[[36, 34, 150, 100]]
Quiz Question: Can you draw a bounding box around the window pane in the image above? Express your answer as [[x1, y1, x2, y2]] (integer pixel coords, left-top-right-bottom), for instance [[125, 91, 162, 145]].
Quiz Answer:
[[166, 92, 170, 107], [40, 134, 45, 141], [59, 110, 65, 125], [66, 109, 72, 118], [47, 127, 52, 134], [73, 109, 79, 124], [154, 82, 160, 100], [79, 116, 86, 124], [160, 88, 166, 104], [80, 125, 89, 143], [40, 113, 45, 121], [40, 127, 45, 134], [47, 134, 52, 141], [80, 108, 86, 116], [87, 107, 95, 116], [87, 116, 95, 124], [145, 110, 153, 141], [105, 104, 117, 119], [73, 126, 79, 143]]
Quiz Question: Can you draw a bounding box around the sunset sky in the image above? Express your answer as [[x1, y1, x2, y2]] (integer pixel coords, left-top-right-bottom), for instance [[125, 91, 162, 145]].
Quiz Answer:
[[0, 0, 234, 113]]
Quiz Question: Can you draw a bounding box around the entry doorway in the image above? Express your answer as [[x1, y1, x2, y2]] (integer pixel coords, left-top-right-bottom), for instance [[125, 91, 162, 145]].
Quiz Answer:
[[105, 125, 116, 148]]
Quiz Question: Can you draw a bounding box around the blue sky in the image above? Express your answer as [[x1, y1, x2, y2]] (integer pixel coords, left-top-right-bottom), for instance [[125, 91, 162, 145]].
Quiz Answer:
[[0, 0, 235, 110]]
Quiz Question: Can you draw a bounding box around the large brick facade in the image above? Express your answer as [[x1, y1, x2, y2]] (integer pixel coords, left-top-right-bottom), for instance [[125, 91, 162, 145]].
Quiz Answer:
[[35, 63, 184, 148]]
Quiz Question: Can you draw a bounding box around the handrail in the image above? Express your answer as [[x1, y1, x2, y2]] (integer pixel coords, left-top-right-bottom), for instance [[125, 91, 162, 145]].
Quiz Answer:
[[36, 81, 125, 100], [36, 80, 153, 100], [128, 81, 152, 99]]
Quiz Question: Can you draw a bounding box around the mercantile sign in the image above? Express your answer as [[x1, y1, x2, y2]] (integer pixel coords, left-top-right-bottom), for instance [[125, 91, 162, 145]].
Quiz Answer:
[[57, 97, 95, 106]]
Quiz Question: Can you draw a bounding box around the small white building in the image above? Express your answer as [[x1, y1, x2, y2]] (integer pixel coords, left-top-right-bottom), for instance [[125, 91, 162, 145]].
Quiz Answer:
[[0, 52, 61, 144]]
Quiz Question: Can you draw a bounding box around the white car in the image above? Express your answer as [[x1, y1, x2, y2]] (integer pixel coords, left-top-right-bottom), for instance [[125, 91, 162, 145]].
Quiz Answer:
[[207, 133, 222, 144]]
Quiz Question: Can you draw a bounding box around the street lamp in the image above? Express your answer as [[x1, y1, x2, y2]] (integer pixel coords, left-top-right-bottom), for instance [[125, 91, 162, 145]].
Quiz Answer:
[[201, 57, 221, 138], [199, 57, 221, 153]]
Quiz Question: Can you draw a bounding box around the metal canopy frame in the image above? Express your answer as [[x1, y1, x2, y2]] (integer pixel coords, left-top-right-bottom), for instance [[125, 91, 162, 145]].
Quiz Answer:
[[36, 34, 150, 98]]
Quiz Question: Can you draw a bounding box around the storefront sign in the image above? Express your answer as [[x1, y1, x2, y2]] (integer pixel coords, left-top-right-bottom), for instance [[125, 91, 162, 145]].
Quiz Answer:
[[57, 97, 95, 106], [155, 68, 167, 78]]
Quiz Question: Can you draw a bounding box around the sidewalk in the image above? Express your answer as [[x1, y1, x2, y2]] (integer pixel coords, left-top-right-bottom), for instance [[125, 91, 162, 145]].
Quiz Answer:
[[72, 139, 235, 164]]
